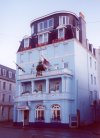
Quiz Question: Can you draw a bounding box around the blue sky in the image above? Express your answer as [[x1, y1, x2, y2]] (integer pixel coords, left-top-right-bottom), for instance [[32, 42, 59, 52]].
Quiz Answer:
[[0, 0, 100, 69]]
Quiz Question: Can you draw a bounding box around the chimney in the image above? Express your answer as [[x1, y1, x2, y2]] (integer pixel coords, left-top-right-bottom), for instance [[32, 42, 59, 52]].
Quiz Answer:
[[79, 12, 86, 47]]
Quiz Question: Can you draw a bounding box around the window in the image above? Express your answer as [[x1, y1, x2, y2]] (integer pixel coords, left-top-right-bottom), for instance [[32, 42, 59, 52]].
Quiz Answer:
[[90, 57, 92, 67], [48, 19, 53, 27], [38, 33, 48, 44], [24, 38, 29, 48], [31, 25, 34, 34], [0, 68, 1, 75], [3, 69, 6, 76], [9, 71, 12, 78], [94, 91, 97, 100], [89, 91, 93, 104], [2, 94, 5, 102], [95, 61, 96, 70], [9, 84, 12, 91], [9, 95, 11, 102], [37, 84, 42, 91], [51, 104, 61, 121], [94, 77, 96, 85], [38, 18, 54, 32], [54, 82, 60, 91], [35, 105, 45, 121], [64, 62, 68, 68], [59, 16, 69, 25], [58, 28, 65, 39], [1, 107, 4, 116], [3, 82, 6, 90], [91, 74, 93, 84]]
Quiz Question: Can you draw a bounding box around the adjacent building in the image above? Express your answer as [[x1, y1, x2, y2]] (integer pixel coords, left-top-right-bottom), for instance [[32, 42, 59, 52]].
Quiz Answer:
[[0, 64, 16, 121], [14, 11, 99, 126]]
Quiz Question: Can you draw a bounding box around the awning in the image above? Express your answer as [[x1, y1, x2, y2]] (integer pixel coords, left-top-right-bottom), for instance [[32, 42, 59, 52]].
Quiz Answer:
[[17, 106, 29, 110]]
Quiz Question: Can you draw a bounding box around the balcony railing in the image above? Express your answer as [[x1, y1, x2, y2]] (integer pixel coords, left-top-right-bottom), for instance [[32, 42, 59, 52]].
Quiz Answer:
[[18, 68, 72, 80], [14, 92, 75, 102]]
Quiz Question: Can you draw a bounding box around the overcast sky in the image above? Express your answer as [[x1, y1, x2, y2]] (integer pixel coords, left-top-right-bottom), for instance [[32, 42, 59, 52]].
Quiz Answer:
[[0, 0, 100, 69]]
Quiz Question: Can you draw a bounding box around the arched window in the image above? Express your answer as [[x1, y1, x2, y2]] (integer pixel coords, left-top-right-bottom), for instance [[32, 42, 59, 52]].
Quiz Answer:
[[35, 105, 45, 121], [51, 104, 61, 121]]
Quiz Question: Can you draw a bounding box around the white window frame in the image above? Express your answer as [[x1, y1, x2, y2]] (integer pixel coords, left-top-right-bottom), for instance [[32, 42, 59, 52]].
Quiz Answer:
[[94, 77, 96, 85], [90, 57, 92, 67], [95, 61, 96, 70], [24, 38, 29, 48], [35, 105, 45, 120], [91, 74, 93, 84], [51, 104, 61, 120], [38, 33, 48, 44], [31, 25, 34, 34], [3, 69, 6, 76], [9, 71, 12, 78], [38, 18, 54, 32], [58, 28, 65, 39], [59, 16, 69, 25]]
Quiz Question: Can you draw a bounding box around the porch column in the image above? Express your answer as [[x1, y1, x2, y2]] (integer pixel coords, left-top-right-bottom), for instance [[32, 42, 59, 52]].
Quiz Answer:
[[46, 78, 49, 93], [62, 76, 66, 93], [66, 77, 71, 93], [31, 80, 35, 93]]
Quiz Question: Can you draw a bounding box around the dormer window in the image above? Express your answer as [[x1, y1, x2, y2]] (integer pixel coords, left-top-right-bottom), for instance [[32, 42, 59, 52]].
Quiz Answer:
[[24, 38, 29, 48], [38, 18, 54, 32], [31, 25, 34, 34], [38, 33, 48, 44], [58, 28, 65, 39], [59, 16, 69, 25]]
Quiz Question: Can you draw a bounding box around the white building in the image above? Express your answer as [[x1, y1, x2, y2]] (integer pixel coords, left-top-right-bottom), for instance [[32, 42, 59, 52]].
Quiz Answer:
[[14, 11, 99, 127], [0, 64, 16, 121]]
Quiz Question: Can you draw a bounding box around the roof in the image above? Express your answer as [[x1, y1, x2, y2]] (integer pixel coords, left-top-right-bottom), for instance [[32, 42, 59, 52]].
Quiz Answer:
[[30, 10, 79, 26]]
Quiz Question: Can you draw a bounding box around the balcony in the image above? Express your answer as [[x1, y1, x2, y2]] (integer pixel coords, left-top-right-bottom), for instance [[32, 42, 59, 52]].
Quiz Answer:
[[14, 92, 74, 102], [18, 68, 72, 80]]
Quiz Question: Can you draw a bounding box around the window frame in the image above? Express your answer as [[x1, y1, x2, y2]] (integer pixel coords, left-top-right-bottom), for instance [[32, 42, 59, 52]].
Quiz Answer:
[[24, 38, 29, 48], [59, 16, 69, 25], [3, 69, 6, 77], [58, 28, 65, 39], [38, 33, 48, 44]]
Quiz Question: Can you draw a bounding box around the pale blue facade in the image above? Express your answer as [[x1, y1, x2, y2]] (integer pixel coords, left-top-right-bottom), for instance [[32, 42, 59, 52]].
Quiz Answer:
[[14, 11, 99, 126]]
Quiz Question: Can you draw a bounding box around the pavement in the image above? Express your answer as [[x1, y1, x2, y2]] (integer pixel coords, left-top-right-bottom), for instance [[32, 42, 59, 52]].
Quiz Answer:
[[0, 121, 100, 136]]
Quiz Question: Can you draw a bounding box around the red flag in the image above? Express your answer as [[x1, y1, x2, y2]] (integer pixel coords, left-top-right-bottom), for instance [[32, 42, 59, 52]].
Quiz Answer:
[[43, 58, 50, 66]]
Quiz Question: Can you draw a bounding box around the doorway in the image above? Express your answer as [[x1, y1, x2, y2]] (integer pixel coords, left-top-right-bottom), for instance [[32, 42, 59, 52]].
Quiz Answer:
[[23, 110, 29, 126]]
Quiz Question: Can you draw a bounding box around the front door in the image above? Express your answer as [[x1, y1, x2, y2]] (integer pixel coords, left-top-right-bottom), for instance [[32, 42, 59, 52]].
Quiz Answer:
[[24, 110, 29, 126]]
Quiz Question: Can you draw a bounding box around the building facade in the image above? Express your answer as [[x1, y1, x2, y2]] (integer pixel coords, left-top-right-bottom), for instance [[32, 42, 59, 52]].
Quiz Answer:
[[0, 64, 16, 121], [14, 11, 99, 126]]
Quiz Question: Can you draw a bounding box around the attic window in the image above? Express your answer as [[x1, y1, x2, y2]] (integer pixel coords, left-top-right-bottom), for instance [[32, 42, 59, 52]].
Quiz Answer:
[[24, 38, 29, 48], [59, 16, 69, 25], [58, 28, 65, 39]]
